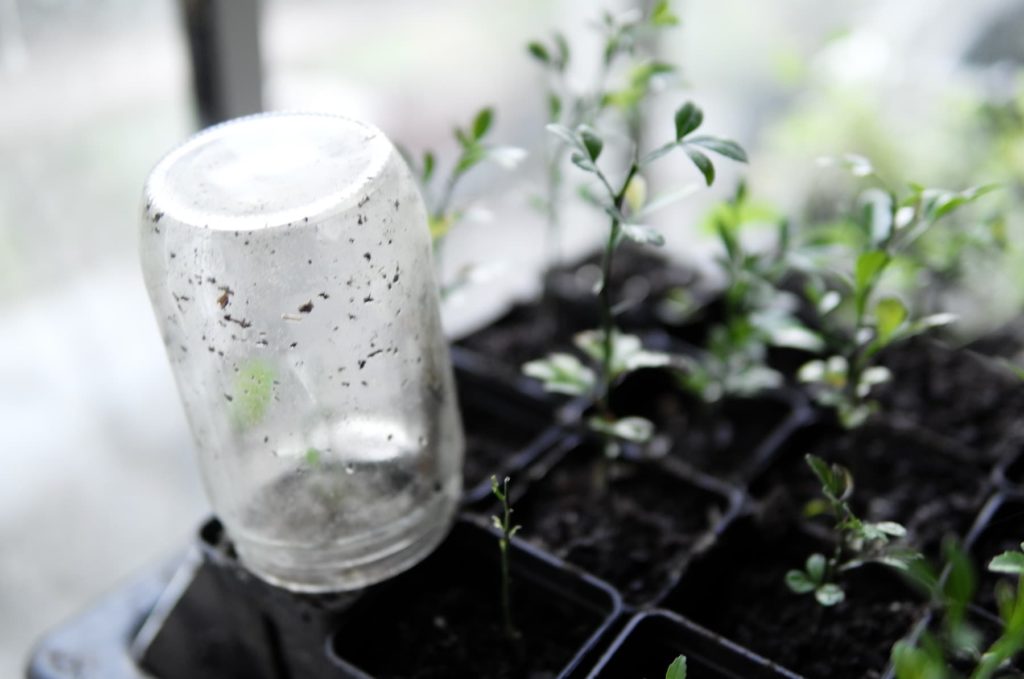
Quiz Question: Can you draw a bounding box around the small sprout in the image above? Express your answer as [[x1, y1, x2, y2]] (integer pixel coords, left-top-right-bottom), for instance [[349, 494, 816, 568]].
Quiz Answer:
[[786, 454, 919, 607], [305, 447, 321, 466], [665, 654, 687, 679], [490, 475, 521, 640]]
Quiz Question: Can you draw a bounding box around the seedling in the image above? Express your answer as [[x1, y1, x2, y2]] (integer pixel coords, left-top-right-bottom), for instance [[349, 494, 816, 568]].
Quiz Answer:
[[797, 157, 996, 428], [785, 454, 919, 606], [523, 101, 746, 455], [674, 183, 823, 403], [891, 542, 1024, 678], [491, 475, 522, 640], [527, 1, 681, 263], [405, 107, 525, 294]]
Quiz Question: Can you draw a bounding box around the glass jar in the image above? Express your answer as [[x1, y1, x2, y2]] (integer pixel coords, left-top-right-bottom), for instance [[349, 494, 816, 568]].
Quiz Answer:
[[140, 113, 464, 592]]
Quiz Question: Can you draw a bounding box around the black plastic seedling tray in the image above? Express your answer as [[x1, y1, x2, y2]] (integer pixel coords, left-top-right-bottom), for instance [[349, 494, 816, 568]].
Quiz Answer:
[[28, 249, 1024, 679], [327, 517, 621, 678], [584, 609, 801, 678]]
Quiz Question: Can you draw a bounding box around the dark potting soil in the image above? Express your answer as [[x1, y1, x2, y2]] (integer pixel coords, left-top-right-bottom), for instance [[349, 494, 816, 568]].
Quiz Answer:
[[666, 518, 925, 678], [967, 497, 1024, 614], [457, 246, 702, 370], [458, 381, 552, 492], [515, 443, 729, 605], [611, 368, 795, 481], [330, 534, 601, 678], [967, 316, 1024, 363], [875, 338, 1024, 458], [754, 421, 988, 557]]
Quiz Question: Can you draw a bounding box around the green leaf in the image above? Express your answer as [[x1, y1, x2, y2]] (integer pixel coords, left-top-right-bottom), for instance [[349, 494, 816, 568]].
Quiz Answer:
[[928, 183, 999, 221], [785, 569, 816, 594], [806, 553, 827, 583], [472, 108, 494, 140], [588, 415, 656, 443], [686, 135, 749, 162], [854, 249, 889, 317], [674, 102, 704, 140], [989, 551, 1024, 575], [454, 145, 485, 176], [420, 152, 436, 184], [652, 0, 680, 26], [861, 189, 894, 246], [855, 250, 889, 293], [891, 639, 949, 679], [665, 655, 687, 679], [547, 92, 562, 121], [875, 296, 908, 345], [805, 454, 835, 493], [579, 126, 603, 161], [570, 152, 595, 173], [815, 583, 845, 606], [527, 41, 550, 64], [522, 353, 596, 396], [621, 223, 665, 247], [684, 147, 714, 186], [305, 447, 321, 466], [874, 521, 907, 537]]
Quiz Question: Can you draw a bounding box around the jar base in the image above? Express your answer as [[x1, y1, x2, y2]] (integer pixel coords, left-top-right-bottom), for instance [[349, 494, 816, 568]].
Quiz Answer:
[[231, 489, 458, 593]]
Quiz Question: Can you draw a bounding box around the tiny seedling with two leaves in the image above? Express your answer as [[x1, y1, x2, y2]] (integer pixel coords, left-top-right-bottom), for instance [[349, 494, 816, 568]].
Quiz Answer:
[[785, 454, 920, 606], [797, 156, 997, 428], [491, 475, 522, 640], [523, 101, 746, 456]]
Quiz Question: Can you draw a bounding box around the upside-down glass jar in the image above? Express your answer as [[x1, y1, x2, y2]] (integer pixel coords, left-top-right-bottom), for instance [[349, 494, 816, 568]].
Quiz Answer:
[[140, 113, 464, 592]]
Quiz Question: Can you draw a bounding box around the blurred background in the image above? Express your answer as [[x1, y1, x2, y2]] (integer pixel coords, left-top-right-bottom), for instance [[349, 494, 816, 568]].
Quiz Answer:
[[1, 0, 1022, 674]]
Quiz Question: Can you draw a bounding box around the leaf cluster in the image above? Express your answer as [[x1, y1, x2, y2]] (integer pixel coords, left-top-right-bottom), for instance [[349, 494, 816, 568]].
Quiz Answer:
[[673, 184, 821, 403], [785, 454, 917, 607], [892, 542, 1024, 678], [796, 157, 995, 428]]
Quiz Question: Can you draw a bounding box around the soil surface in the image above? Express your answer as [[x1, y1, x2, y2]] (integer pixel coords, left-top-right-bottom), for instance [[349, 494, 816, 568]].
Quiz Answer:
[[331, 527, 603, 679], [875, 338, 1024, 458], [755, 422, 988, 557], [666, 517, 925, 678], [611, 368, 797, 481], [457, 246, 702, 370], [457, 375, 553, 493], [590, 615, 786, 679], [515, 442, 729, 605]]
